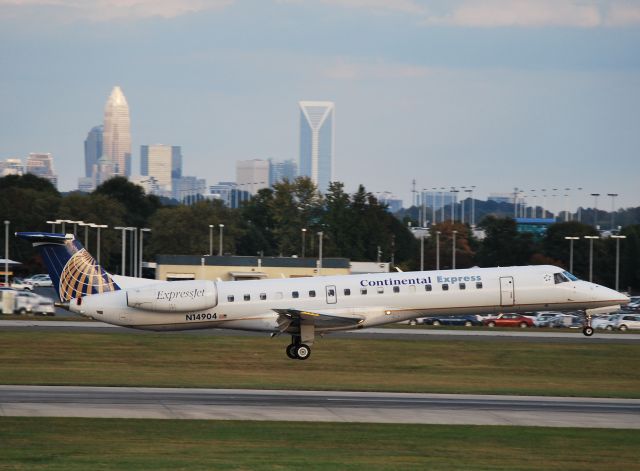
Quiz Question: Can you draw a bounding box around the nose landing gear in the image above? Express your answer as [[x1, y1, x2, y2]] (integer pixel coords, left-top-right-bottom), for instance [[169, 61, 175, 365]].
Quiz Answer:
[[583, 313, 594, 337]]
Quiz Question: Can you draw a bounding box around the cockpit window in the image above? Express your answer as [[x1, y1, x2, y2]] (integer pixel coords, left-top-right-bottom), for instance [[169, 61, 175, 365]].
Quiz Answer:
[[563, 271, 579, 281], [554, 273, 569, 284]]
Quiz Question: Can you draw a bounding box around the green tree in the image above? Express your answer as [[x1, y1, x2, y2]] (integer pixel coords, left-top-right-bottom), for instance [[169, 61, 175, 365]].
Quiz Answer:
[[476, 216, 535, 267], [95, 177, 161, 227]]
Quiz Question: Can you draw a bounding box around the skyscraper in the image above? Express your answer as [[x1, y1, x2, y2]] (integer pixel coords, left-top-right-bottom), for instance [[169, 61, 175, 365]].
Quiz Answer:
[[236, 159, 270, 195], [140, 144, 173, 195], [269, 158, 297, 186], [103, 86, 131, 178], [298, 101, 335, 191], [26, 153, 58, 188], [84, 125, 103, 178]]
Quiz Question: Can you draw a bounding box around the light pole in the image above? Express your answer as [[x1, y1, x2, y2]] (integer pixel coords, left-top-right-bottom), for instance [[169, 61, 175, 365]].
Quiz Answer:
[[564, 188, 571, 221], [584, 235, 599, 282], [4, 220, 9, 286], [46, 220, 58, 233], [420, 232, 424, 271], [218, 224, 224, 256], [607, 193, 618, 230], [439, 188, 446, 223], [79, 222, 91, 250], [611, 235, 626, 292], [139, 228, 151, 277], [576, 187, 583, 222], [92, 224, 107, 264], [436, 230, 441, 270], [590, 193, 600, 227], [564, 236, 579, 273], [114, 226, 129, 276], [541, 189, 547, 218], [451, 189, 459, 222], [301, 228, 307, 258], [452, 230, 457, 269], [464, 189, 472, 224], [209, 224, 213, 255], [132, 227, 138, 278], [317, 231, 323, 276]]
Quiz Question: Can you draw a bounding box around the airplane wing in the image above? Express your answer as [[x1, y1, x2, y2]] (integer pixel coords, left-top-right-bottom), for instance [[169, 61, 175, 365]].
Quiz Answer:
[[273, 308, 364, 333]]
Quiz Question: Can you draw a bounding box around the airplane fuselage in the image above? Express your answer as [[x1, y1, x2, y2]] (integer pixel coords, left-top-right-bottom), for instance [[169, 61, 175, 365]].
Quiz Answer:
[[71, 265, 626, 333]]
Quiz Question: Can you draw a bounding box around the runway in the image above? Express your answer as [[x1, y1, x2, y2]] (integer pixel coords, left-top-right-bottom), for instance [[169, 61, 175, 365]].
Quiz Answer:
[[2, 319, 640, 343], [1, 386, 639, 428]]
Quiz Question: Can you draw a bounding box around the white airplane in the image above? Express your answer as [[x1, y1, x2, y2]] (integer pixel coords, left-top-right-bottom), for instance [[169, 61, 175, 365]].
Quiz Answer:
[[18, 232, 628, 360]]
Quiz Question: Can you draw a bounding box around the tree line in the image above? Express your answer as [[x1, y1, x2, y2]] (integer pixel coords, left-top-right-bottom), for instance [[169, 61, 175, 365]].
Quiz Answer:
[[1, 174, 638, 292]]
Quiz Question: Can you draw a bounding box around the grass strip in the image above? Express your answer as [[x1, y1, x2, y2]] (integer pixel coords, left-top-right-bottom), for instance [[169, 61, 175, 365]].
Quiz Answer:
[[1, 417, 639, 470], [0, 331, 638, 397]]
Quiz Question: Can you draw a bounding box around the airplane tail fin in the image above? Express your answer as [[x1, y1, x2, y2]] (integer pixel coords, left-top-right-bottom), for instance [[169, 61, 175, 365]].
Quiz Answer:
[[16, 232, 120, 302]]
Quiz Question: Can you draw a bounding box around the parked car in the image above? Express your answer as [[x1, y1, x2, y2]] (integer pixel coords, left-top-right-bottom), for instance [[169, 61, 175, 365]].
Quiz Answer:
[[421, 315, 483, 327], [10, 278, 33, 291], [533, 311, 562, 327], [483, 313, 534, 328], [23, 274, 53, 288], [608, 314, 640, 331], [549, 313, 583, 328], [592, 314, 616, 330], [13, 291, 55, 316]]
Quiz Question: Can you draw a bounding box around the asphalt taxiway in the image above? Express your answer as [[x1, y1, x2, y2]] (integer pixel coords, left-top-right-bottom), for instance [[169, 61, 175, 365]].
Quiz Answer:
[[1, 386, 638, 428], [2, 319, 639, 343]]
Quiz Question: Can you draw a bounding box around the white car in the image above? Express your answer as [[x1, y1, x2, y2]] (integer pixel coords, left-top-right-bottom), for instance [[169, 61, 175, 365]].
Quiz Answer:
[[24, 274, 53, 288], [608, 314, 640, 331], [10, 278, 33, 291], [592, 315, 616, 330], [13, 291, 55, 316]]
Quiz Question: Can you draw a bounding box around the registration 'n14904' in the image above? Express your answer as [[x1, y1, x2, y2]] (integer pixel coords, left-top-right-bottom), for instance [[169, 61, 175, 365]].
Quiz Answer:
[[185, 313, 217, 321]]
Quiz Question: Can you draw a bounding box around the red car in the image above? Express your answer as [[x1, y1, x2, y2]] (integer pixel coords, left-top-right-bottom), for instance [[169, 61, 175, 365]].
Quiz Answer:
[[483, 313, 534, 328]]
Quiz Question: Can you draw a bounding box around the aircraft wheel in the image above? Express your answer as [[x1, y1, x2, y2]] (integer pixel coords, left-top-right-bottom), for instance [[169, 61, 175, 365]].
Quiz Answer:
[[583, 326, 594, 337], [286, 344, 298, 359], [295, 344, 311, 360]]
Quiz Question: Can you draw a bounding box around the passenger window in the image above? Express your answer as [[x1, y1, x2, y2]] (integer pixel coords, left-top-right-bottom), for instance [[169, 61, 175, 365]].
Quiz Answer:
[[292, 291, 299, 298], [244, 294, 250, 301], [425, 284, 432, 292], [275, 292, 283, 300], [377, 287, 384, 294], [309, 290, 316, 297], [360, 288, 367, 295], [393, 286, 400, 293], [344, 288, 351, 296], [328, 289, 335, 297], [260, 293, 267, 301], [227, 295, 234, 302], [476, 282, 483, 289], [442, 284, 449, 291], [408, 285, 416, 293], [459, 283, 466, 290]]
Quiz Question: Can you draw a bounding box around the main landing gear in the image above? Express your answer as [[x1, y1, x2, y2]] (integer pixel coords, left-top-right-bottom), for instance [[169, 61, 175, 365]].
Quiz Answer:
[[286, 337, 311, 360], [583, 312, 594, 337]]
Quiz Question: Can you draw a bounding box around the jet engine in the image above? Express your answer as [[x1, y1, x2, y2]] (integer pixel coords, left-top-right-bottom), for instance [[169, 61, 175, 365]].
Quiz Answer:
[[126, 280, 218, 312]]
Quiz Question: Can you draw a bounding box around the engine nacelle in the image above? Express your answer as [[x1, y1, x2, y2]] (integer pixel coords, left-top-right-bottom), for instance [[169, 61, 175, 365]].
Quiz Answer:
[[126, 280, 218, 312]]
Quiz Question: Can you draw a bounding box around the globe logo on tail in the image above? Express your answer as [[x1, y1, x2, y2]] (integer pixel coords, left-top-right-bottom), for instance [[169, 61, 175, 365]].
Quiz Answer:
[[59, 248, 118, 301]]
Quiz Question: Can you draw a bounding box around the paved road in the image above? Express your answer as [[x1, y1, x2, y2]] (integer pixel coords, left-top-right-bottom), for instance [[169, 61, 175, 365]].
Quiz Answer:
[[2, 319, 640, 343], [1, 386, 638, 428]]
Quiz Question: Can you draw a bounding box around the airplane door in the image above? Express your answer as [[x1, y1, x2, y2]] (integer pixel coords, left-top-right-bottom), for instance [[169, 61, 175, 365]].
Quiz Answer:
[[499, 277, 515, 306], [326, 285, 337, 304]]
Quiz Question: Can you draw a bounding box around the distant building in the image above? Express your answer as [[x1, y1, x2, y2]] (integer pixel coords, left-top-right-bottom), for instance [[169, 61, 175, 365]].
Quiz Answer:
[[173, 176, 207, 203], [269, 158, 297, 186], [95, 155, 115, 187], [130, 175, 160, 195], [236, 159, 269, 195], [171, 147, 182, 179], [140, 145, 174, 196], [26, 153, 58, 188], [375, 192, 403, 213], [0, 158, 23, 177], [208, 182, 251, 209], [299, 101, 335, 191], [84, 125, 103, 179], [103, 86, 131, 178], [77, 177, 95, 193]]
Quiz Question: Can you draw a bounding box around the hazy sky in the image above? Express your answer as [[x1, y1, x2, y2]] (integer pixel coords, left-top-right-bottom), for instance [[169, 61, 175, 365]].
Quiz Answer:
[[1, 0, 639, 212]]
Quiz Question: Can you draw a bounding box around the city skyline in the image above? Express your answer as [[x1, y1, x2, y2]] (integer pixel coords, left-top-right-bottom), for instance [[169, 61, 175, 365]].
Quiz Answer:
[[103, 86, 131, 178], [1, 1, 639, 208]]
